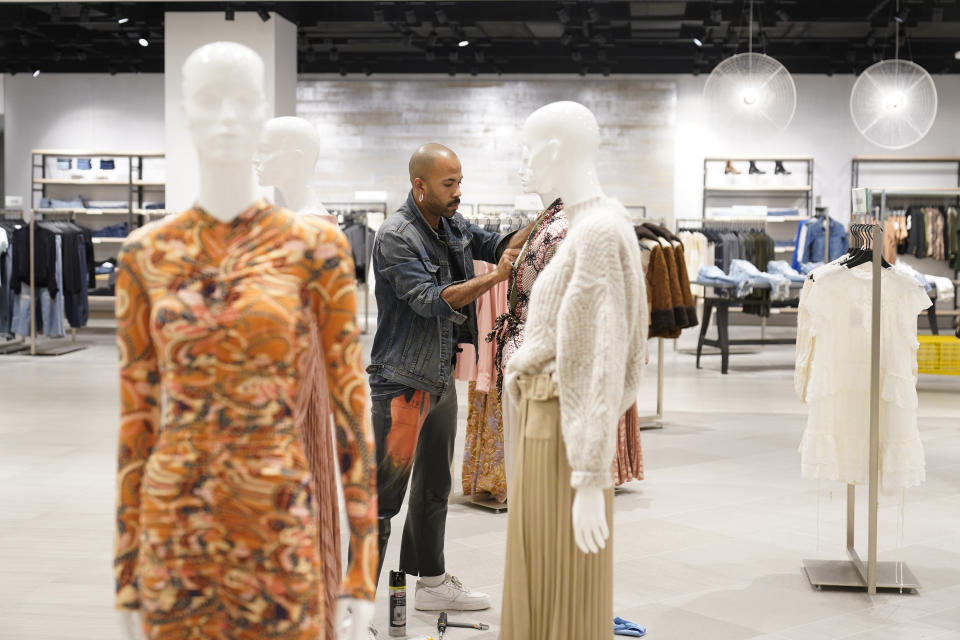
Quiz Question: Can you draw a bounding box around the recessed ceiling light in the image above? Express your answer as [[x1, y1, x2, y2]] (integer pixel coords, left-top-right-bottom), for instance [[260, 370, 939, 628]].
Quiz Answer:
[[117, 17, 129, 24], [458, 39, 469, 47], [693, 37, 703, 47], [138, 38, 149, 47]]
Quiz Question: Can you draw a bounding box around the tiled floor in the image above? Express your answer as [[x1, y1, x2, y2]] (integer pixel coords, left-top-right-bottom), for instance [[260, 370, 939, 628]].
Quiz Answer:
[[1, 326, 959, 639]]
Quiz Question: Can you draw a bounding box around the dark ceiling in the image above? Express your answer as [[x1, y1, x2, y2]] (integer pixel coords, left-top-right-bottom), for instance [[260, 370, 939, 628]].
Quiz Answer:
[[1, 1, 960, 76]]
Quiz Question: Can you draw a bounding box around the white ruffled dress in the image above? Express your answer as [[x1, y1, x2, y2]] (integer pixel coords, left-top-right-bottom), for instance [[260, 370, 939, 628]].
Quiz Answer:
[[796, 262, 932, 490]]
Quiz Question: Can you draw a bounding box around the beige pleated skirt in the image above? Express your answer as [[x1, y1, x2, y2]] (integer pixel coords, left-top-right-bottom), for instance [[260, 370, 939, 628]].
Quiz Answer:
[[500, 373, 614, 640]]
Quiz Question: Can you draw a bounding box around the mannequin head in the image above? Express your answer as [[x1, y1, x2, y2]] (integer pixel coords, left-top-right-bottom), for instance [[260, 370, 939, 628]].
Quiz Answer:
[[409, 143, 462, 223], [182, 41, 268, 166], [257, 116, 321, 188], [520, 101, 600, 203]]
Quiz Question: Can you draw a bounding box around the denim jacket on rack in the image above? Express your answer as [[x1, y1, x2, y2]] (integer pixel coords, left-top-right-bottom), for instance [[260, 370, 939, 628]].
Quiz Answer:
[[800, 217, 848, 264], [367, 191, 513, 396]]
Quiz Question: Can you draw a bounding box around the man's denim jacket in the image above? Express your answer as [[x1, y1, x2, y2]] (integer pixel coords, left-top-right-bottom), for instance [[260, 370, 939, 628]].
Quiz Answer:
[[367, 191, 512, 395]]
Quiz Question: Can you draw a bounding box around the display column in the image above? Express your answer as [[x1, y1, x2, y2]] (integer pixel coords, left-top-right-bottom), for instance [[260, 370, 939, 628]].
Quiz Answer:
[[163, 11, 296, 212]]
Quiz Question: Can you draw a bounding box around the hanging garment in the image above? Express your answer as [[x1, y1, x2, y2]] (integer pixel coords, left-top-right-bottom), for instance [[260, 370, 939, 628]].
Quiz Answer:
[[947, 207, 958, 263], [613, 402, 643, 485], [929, 208, 947, 261], [660, 239, 687, 334], [462, 261, 510, 503], [113, 201, 377, 638], [500, 373, 614, 640], [670, 241, 698, 328], [796, 262, 931, 489], [492, 198, 567, 396], [642, 239, 678, 337], [463, 380, 507, 502]]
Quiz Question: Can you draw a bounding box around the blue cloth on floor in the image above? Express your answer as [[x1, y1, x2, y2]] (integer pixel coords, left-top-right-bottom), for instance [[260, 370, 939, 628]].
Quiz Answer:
[[614, 616, 647, 637]]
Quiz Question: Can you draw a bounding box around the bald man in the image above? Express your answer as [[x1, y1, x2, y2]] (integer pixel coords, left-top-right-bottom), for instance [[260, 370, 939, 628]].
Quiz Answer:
[[366, 144, 534, 618]]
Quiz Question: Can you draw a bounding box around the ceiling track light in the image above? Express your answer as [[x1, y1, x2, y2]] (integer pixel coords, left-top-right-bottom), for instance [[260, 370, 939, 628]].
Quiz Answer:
[[33, 69, 40, 78], [372, 8, 384, 22], [329, 47, 339, 62], [556, 8, 570, 25], [257, 8, 271, 23], [138, 35, 149, 48], [404, 9, 418, 25], [447, 66, 456, 77], [458, 39, 470, 48], [587, 7, 600, 23], [117, 17, 129, 25], [434, 9, 449, 25], [470, 66, 478, 76], [425, 50, 436, 62], [339, 66, 347, 77], [571, 50, 583, 63], [693, 37, 703, 47], [579, 66, 588, 77], [449, 51, 459, 63], [225, 8, 235, 21], [560, 32, 573, 47]]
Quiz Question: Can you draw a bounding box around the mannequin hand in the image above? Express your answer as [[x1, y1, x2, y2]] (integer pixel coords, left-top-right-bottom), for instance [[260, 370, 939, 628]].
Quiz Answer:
[[335, 597, 375, 640], [572, 486, 609, 555], [118, 610, 146, 640], [496, 248, 521, 281]]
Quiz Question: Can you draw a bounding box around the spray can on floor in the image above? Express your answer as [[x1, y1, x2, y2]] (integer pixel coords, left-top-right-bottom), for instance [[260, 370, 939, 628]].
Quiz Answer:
[[389, 570, 406, 637]]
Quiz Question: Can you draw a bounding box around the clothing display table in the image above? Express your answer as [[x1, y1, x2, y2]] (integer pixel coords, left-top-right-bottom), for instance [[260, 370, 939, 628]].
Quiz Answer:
[[693, 281, 804, 374]]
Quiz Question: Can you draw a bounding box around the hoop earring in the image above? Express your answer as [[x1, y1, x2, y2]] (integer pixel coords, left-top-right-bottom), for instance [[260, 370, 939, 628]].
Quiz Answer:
[[419, 192, 424, 202]]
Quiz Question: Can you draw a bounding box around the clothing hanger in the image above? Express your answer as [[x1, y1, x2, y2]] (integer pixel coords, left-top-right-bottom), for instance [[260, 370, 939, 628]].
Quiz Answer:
[[844, 222, 890, 269], [642, 222, 682, 244]]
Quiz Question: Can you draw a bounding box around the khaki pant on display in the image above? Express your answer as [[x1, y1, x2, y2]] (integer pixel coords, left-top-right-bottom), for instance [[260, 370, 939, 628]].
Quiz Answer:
[[500, 373, 614, 640]]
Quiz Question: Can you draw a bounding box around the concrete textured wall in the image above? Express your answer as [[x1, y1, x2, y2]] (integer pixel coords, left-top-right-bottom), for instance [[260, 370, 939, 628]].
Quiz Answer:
[[297, 76, 677, 220]]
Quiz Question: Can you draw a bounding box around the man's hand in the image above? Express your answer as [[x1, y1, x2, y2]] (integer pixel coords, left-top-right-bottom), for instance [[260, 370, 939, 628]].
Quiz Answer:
[[496, 248, 520, 281]]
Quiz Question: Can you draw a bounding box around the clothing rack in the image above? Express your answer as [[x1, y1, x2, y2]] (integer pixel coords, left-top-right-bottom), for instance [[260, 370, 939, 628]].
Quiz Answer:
[[27, 210, 86, 356], [0, 212, 28, 354], [803, 191, 918, 594], [325, 201, 385, 334]]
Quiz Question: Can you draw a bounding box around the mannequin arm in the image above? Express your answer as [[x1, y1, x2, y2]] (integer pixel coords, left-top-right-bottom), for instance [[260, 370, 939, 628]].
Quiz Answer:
[[336, 598, 376, 640], [114, 242, 161, 610], [572, 486, 609, 554], [307, 227, 378, 601]]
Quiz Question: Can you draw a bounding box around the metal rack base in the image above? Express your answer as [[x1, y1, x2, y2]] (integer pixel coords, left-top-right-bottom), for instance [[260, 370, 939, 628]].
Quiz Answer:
[[803, 558, 919, 592]]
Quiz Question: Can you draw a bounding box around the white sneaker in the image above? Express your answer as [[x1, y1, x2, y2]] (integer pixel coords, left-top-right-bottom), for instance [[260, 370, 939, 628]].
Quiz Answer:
[[415, 574, 491, 611]]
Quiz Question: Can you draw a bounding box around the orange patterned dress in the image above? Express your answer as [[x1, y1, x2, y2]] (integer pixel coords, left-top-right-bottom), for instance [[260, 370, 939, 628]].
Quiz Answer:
[[114, 201, 377, 638]]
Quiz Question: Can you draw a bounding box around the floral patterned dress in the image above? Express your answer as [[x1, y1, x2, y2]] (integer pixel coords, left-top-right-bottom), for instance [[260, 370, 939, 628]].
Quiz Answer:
[[114, 201, 377, 638]]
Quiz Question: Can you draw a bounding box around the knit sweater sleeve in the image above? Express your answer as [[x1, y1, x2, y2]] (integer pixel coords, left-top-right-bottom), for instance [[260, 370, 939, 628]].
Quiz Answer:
[[555, 229, 630, 490]]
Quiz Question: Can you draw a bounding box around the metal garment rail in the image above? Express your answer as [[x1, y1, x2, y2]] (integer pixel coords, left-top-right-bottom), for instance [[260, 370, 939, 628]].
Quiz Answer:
[[802, 199, 918, 594], [636, 337, 665, 430]]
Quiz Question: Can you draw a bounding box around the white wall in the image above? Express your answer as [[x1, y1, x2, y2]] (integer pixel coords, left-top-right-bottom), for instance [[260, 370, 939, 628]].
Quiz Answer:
[[3, 73, 164, 208], [297, 75, 676, 218], [164, 11, 297, 212]]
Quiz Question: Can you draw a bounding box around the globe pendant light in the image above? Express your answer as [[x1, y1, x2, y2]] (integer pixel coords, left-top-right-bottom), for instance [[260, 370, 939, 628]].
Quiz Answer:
[[703, 0, 797, 134], [849, 0, 937, 149]]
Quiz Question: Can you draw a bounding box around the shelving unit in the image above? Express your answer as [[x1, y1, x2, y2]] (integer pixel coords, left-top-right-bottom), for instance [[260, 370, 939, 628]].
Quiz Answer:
[[702, 157, 815, 264], [30, 150, 166, 327], [852, 156, 960, 321], [31, 150, 167, 241]]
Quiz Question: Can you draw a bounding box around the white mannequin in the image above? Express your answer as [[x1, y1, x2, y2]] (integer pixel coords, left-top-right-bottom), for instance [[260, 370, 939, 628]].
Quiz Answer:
[[256, 116, 330, 215], [119, 41, 372, 640], [504, 102, 611, 556]]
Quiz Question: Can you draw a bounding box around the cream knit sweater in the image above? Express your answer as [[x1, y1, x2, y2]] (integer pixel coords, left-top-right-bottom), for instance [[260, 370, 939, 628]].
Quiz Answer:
[[506, 196, 648, 489]]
